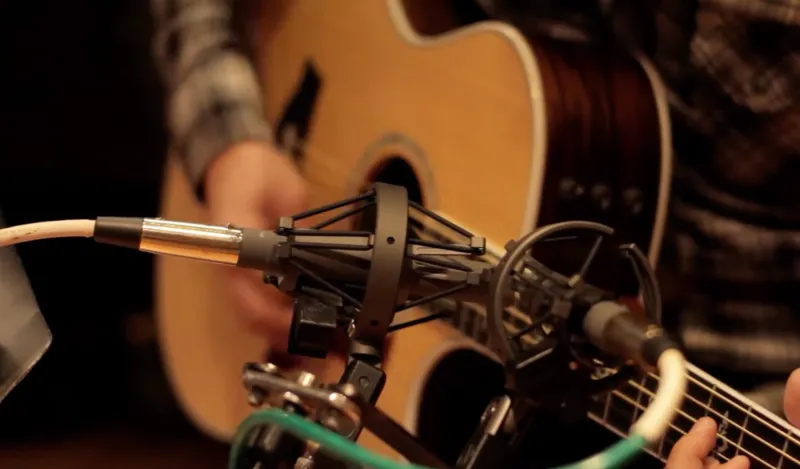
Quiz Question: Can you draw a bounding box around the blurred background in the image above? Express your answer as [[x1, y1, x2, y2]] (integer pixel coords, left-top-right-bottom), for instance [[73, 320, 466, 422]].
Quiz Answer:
[[0, 0, 228, 466], [0, 0, 795, 468]]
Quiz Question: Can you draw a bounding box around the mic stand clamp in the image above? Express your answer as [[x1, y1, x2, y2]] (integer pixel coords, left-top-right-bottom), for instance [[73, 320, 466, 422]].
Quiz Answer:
[[238, 361, 448, 469]]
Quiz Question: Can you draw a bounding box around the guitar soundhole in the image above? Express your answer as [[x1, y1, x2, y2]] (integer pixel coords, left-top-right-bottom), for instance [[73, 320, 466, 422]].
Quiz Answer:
[[414, 348, 506, 465], [355, 156, 424, 237]]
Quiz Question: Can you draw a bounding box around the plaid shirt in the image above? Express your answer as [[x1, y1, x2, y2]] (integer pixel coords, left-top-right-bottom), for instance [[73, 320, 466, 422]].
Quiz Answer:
[[150, 0, 272, 198], [151, 0, 800, 413]]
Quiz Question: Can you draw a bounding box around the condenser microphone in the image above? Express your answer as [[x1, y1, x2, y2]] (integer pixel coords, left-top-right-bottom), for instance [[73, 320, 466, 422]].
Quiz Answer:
[[92, 183, 493, 362], [90, 186, 673, 377], [484, 220, 676, 407]]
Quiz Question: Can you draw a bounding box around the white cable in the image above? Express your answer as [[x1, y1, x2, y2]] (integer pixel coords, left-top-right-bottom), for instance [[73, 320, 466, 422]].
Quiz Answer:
[[630, 348, 688, 443], [0, 220, 96, 247]]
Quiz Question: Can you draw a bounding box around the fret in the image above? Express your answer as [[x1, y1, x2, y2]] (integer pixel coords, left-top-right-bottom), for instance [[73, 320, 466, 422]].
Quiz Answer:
[[778, 429, 791, 469], [601, 387, 690, 461], [641, 374, 666, 457], [784, 429, 800, 469], [706, 388, 746, 462], [601, 392, 612, 422], [655, 425, 666, 460], [604, 391, 637, 436], [736, 409, 750, 457], [664, 402, 697, 460], [739, 408, 790, 469], [682, 378, 713, 421], [655, 411, 689, 460], [631, 374, 648, 422], [683, 369, 800, 469], [706, 383, 717, 417]]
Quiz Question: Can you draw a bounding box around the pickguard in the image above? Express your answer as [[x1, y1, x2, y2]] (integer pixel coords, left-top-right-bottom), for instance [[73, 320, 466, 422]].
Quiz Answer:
[[275, 60, 323, 163]]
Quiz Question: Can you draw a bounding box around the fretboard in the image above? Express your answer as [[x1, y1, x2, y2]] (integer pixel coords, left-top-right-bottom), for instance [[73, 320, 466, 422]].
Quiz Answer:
[[589, 363, 800, 468]]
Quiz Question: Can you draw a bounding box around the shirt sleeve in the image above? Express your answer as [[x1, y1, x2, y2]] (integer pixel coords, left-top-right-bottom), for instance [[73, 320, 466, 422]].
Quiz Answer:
[[150, 0, 273, 199]]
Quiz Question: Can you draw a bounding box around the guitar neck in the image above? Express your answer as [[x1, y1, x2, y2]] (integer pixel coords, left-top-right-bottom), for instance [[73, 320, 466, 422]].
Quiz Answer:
[[588, 363, 800, 468]]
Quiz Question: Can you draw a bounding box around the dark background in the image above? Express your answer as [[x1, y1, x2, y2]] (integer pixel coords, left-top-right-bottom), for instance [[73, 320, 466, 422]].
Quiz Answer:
[[0, 1, 227, 466]]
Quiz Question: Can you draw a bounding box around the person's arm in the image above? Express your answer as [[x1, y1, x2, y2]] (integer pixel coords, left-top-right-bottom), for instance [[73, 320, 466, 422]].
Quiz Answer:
[[150, 0, 307, 351], [150, 0, 274, 199]]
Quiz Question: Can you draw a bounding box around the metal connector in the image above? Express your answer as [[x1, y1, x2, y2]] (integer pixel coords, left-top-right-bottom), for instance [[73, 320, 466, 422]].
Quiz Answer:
[[139, 218, 243, 265]]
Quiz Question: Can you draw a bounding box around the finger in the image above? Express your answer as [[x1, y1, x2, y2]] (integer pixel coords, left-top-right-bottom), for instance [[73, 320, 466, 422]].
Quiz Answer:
[[666, 417, 718, 469], [260, 154, 308, 221], [718, 455, 749, 469], [269, 176, 307, 218], [785, 368, 800, 427]]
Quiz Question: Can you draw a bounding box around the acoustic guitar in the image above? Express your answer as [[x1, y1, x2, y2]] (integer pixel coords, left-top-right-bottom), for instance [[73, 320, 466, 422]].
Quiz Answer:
[[154, 1, 800, 467]]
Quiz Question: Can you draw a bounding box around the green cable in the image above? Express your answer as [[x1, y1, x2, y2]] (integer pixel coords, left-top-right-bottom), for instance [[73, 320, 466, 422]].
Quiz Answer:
[[228, 408, 647, 469], [228, 409, 429, 469]]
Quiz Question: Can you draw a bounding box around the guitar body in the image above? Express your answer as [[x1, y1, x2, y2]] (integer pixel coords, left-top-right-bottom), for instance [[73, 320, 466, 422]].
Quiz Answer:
[[155, 0, 672, 461]]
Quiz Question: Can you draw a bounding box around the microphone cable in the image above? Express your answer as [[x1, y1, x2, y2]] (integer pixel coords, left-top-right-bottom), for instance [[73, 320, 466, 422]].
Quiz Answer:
[[0, 219, 96, 246], [0, 218, 688, 469]]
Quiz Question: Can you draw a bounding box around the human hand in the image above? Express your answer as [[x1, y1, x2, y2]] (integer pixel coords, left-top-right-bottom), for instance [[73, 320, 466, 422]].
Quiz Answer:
[[205, 141, 307, 352], [664, 417, 749, 469], [784, 368, 800, 427], [665, 367, 800, 468]]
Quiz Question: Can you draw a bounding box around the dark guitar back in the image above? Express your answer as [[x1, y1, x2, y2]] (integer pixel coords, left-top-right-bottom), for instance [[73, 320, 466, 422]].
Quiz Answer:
[[530, 37, 664, 294]]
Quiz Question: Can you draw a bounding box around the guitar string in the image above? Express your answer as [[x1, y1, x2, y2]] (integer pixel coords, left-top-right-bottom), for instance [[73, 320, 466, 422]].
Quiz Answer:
[[607, 390, 733, 464], [621, 391, 780, 466], [641, 371, 800, 452], [625, 382, 799, 467], [630, 380, 800, 465]]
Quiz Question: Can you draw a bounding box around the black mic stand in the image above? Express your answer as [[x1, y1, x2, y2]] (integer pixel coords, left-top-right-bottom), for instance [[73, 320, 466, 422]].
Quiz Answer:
[[230, 184, 663, 469]]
